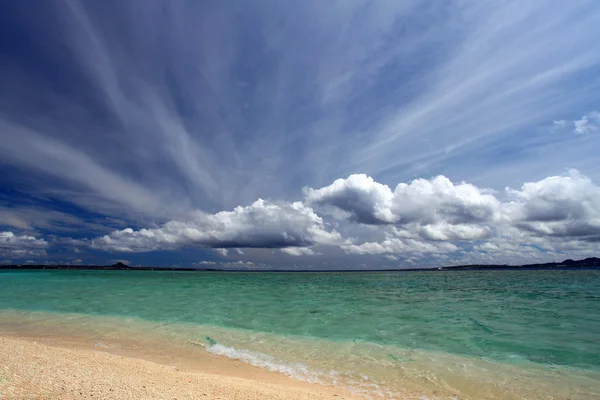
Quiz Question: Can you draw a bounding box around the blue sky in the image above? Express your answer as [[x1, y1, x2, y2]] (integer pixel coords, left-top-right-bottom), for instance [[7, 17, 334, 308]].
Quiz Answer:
[[1, 0, 600, 269]]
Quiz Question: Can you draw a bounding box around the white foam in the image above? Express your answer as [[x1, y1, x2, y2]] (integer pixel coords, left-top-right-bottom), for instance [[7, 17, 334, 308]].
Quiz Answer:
[[205, 342, 407, 399], [207, 342, 330, 384]]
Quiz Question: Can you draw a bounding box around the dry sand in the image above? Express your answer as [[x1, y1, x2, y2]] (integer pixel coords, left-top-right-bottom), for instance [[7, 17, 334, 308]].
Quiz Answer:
[[0, 337, 361, 400]]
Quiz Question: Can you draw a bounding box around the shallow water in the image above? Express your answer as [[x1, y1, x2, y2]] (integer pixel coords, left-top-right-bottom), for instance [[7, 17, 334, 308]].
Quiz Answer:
[[1, 269, 599, 399]]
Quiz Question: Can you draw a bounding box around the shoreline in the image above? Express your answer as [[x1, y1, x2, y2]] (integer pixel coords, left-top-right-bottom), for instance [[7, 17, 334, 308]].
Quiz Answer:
[[0, 335, 361, 399], [2, 310, 600, 399]]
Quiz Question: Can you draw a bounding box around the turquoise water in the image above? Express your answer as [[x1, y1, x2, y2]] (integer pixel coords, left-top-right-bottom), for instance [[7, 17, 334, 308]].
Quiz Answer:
[[1, 269, 600, 399]]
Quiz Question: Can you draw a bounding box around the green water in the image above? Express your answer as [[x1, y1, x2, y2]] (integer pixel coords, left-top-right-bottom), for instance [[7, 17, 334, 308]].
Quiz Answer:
[[1, 269, 600, 399]]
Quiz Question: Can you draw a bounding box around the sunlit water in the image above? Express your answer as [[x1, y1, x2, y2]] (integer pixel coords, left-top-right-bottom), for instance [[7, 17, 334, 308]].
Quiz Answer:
[[1, 269, 599, 399]]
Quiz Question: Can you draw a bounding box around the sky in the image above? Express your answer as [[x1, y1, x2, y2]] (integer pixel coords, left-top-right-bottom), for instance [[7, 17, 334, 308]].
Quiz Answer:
[[1, 0, 600, 269]]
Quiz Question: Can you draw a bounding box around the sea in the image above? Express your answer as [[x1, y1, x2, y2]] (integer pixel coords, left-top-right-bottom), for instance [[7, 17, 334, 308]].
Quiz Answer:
[[1, 269, 599, 399]]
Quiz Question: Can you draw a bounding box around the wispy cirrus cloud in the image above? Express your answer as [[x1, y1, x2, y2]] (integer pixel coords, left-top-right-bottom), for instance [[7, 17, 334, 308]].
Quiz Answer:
[[358, 2, 600, 182], [0, 205, 121, 234], [3, 1, 600, 220]]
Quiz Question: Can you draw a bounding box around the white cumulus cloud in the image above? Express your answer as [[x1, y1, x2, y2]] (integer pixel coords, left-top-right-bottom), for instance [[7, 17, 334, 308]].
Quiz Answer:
[[194, 261, 217, 266], [342, 238, 458, 256], [308, 171, 600, 261], [0, 231, 48, 258], [280, 247, 316, 256], [419, 222, 493, 241], [92, 199, 343, 252], [306, 174, 501, 226], [83, 171, 600, 266], [505, 170, 600, 241], [305, 174, 396, 224]]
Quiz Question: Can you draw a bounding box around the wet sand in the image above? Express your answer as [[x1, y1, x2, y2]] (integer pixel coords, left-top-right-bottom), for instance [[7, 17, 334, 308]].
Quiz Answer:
[[0, 336, 360, 399]]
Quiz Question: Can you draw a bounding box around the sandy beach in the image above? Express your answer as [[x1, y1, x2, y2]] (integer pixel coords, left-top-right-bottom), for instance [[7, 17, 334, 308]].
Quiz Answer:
[[0, 337, 360, 400]]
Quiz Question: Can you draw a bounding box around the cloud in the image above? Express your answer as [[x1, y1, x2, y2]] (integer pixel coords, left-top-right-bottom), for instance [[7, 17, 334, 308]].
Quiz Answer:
[[342, 237, 459, 256], [505, 170, 600, 241], [91, 199, 343, 252], [419, 223, 493, 241], [553, 120, 568, 128], [358, 3, 600, 181], [574, 111, 600, 135], [0, 231, 48, 258], [306, 174, 499, 246], [2, 1, 600, 270], [4, 1, 600, 225], [307, 174, 500, 226], [82, 170, 600, 267], [554, 111, 600, 135], [0, 122, 166, 216], [218, 260, 268, 270], [305, 174, 395, 224], [307, 171, 600, 243], [304, 170, 600, 262], [391, 176, 501, 225], [0, 206, 118, 234], [280, 247, 316, 256], [192, 260, 268, 269]]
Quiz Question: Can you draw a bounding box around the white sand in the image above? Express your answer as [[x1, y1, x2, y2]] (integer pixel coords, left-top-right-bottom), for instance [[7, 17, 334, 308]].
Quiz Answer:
[[0, 337, 361, 399]]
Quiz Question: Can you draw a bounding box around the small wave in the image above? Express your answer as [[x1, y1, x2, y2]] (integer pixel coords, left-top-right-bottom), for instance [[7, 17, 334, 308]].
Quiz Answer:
[[206, 342, 332, 384], [204, 340, 410, 399]]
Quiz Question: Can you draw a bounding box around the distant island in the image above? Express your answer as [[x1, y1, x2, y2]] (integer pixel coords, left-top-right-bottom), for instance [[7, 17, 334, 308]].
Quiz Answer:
[[432, 257, 600, 271], [0, 262, 219, 272], [1, 258, 599, 272]]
